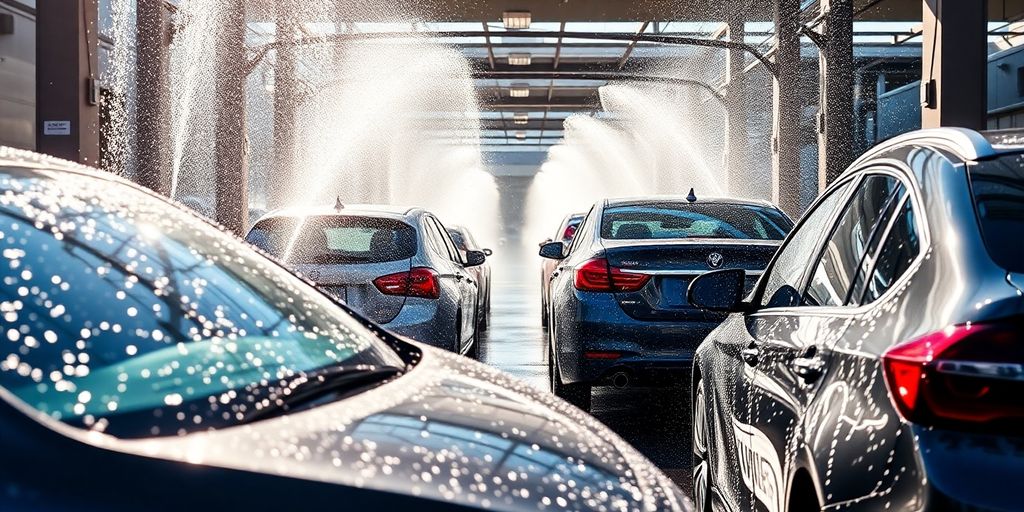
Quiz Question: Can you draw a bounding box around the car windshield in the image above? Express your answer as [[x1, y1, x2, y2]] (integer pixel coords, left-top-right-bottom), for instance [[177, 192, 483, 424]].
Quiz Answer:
[[247, 215, 417, 264], [0, 167, 405, 438], [601, 202, 792, 240], [970, 154, 1024, 273]]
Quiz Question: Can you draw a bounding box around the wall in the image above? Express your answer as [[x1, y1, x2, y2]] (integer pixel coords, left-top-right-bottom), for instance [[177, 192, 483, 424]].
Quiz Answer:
[[0, 1, 36, 150]]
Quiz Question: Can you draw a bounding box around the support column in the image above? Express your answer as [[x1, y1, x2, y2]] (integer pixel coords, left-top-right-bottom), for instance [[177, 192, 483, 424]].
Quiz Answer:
[[35, 0, 100, 165], [270, 4, 298, 209], [921, 0, 987, 129], [214, 0, 249, 234], [817, 0, 854, 189], [725, 11, 749, 198], [772, 0, 802, 216], [135, 0, 172, 195]]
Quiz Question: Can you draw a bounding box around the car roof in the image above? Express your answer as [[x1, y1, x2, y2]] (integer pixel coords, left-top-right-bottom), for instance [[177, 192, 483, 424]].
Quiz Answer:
[[852, 127, 1024, 168], [257, 203, 421, 223], [603, 195, 779, 209]]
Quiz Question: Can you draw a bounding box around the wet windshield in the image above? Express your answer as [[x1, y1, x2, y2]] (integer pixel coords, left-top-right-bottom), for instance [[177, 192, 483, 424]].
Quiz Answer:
[[0, 167, 405, 438], [247, 215, 417, 264], [601, 203, 792, 240]]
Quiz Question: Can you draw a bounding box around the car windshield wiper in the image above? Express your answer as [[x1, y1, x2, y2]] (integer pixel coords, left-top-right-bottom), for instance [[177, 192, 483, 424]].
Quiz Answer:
[[242, 365, 403, 423]]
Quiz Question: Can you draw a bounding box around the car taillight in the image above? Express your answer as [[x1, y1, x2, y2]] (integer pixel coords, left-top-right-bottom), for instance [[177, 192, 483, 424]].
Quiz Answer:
[[881, 320, 1024, 428], [373, 267, 440, 299], [574, 258, 651, 292], [562, 224, 578, 240]]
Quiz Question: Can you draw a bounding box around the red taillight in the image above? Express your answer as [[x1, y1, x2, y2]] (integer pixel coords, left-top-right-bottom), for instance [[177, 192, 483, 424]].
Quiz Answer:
[[562, 224, 578, 240], [881, 321, 1024, 428], [373, 267, 440, 299], [584, 351, 622, 360], [573, 258, 651, 293]]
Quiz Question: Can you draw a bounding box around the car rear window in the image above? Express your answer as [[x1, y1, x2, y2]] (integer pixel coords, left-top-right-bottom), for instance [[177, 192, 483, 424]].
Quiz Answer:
[[969, 154, 1024, 272], [247, 215, 417, 264], [601, 203, 792, 240]]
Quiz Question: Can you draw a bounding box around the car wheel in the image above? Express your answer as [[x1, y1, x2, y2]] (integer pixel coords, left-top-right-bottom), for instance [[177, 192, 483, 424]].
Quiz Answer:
[[550, 339, 591, 412], [466, 330, 479, 360], [479, 298, 489, 331], [541, 298, 548, 328], [692, 376, 712, 512]]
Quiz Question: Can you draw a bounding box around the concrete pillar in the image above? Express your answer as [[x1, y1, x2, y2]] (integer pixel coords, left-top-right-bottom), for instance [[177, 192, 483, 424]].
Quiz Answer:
[[135, 0, 172, 195], [270, 4, 298, 209], [772, 0, 802, 216], [817, 0, 854, 189], [214, 0, 249, 234], [725, 12, 748, 198], [35, 0, 100, 165], [921, 0, 987, 129]]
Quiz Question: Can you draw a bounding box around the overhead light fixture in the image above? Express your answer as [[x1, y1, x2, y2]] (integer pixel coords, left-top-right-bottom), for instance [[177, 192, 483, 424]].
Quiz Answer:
[[509, 84, 530, 98], [515, 131, 527, 140], [507, 53, 531, 66], [513, 112, 529, 124], [502, 11, 531, 30]]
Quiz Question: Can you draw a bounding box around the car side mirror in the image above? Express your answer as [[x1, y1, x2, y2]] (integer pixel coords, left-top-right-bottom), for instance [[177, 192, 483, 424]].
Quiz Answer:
[[538, 241, 566, 260], [483, 248, 493, 256], [687, 268, 749, 313], [464, 250, 486, 267]]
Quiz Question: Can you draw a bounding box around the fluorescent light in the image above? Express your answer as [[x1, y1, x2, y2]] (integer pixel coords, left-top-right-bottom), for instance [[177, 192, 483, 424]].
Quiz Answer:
[[507, 53, 531, 66], [509, 84, 530, 97], [502, 11, 531, 30], [513, 112, 529, 124], [515, 131, 527, 140]]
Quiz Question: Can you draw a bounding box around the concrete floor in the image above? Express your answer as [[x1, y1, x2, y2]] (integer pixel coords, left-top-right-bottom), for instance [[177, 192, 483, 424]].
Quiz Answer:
[[478, 247, 693, 493]]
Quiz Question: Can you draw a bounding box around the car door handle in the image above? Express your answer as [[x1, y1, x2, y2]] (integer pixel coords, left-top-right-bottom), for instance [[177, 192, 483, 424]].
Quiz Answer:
[[792, 356, 825, 382], [454, 274, 465, 281], [741, 344, 760, 366]]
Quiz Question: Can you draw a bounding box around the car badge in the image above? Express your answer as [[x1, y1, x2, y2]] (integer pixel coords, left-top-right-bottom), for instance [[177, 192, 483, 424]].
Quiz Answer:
[[706, 252, 724, 269]]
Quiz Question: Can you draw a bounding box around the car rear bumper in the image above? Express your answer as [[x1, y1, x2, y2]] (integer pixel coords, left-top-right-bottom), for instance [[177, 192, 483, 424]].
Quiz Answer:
[[553, 292, 719, 385], [913, 426, 1024, 512], [381, 299, 458, 352]]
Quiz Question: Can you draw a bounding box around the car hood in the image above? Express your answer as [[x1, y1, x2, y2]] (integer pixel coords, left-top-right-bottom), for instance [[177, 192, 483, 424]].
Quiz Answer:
[[19, 343, 690, 511]]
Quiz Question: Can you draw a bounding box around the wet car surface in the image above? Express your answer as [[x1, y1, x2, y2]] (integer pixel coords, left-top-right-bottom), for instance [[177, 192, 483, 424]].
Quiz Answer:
[[0, 147, 690, 511], [689, 128, 1024, 512]]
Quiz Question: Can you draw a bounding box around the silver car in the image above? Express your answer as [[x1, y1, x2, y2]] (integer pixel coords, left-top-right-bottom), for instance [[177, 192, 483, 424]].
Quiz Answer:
[[246, 204, 484, 357]]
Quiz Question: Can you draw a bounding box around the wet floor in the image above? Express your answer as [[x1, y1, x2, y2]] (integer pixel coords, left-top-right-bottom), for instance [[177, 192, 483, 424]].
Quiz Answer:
[[478, 247, 693, 494]]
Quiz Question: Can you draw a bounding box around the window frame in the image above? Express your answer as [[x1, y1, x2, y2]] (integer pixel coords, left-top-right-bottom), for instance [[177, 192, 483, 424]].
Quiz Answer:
[[752, 162, 930, 317], [801, 171, 908, 308], [751, 176, 860, 310]]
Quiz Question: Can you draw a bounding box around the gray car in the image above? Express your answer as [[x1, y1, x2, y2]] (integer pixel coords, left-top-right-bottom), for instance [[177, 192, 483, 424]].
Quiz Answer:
[[246, 204, 484, 357]]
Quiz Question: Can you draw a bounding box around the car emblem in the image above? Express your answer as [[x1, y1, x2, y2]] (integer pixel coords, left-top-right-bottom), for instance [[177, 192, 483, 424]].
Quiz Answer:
[[706, 252, 724, 269]]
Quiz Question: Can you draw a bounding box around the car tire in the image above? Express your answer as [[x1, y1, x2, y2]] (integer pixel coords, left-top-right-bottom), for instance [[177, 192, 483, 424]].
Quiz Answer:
[[466, 330, 479, 360], [550, 339, 591, 412], [692, 376, 712, 512]]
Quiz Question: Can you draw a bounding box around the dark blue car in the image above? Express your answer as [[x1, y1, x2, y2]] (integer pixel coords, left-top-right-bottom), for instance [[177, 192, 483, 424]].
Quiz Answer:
[[539, 196, 792, 411]]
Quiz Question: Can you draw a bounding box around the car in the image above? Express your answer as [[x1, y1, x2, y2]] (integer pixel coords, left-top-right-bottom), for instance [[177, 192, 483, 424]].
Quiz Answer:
[[245, 203, 484, 357], [687, 127, 1024, 512], [0, 147, 691, 511], [446, 225, 493, 331], [540, 213, 585, 328], [539, 195, 793, 411]]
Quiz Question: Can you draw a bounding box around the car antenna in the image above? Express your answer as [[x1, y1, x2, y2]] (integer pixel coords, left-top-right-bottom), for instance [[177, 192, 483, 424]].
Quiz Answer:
[[686, 188, 697, 202], [334, 196, 345, 211]]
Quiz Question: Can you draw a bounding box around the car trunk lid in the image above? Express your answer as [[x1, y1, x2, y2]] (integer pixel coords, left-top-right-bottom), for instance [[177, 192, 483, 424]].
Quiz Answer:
[[602, 238, 780, 321], [293, 259, 412, 324]]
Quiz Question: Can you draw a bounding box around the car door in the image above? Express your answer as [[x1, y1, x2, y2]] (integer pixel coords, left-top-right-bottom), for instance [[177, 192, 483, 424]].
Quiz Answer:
[[719, 178, 856, 512], [745, 172, 907, 512], [429, 216, 476, 349]]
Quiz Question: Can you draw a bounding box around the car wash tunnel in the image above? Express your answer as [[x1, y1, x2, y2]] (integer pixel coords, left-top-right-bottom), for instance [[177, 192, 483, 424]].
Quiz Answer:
[[2, 0, 1024, 510]]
